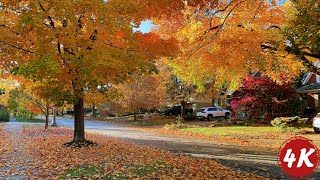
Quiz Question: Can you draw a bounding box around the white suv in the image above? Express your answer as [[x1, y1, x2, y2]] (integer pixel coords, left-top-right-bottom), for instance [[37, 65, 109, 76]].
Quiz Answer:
[[313, 114, 320, 133], [196, 107, 231, 121]]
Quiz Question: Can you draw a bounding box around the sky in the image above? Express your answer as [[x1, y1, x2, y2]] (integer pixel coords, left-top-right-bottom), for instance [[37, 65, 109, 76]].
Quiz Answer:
[[133, 20, 155, 33]]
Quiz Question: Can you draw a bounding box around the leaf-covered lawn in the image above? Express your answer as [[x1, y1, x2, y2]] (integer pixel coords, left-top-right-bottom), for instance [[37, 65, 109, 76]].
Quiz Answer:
[[180, 126, 282, 136], [130, 125, 320, 150], [106, 118, 177, 127], [14, 125, 263, 179]]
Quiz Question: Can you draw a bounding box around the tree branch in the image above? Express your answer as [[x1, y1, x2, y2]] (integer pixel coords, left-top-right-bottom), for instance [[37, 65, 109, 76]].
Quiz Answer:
[[205, 1, 241, 34], [0, 40, 34, 54], [0, 24, 19, 35], [35, 100, 47, 115], [75, 12, 85, 36], [261, 43, 320, 75]]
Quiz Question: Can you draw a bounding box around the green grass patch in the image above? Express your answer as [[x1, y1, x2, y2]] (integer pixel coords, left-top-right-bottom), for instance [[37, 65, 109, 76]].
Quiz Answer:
[[15, 117, 44, 123], [180, 126, 283, 137], [127, 120, 160, 126], [134, 165, 159, 176], [61, 161, 170, 179], [122, 119, 176, 127], [62, 165, 98, 178]]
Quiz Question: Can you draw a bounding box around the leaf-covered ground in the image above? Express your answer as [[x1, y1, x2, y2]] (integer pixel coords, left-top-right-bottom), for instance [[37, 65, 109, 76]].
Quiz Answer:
[[129, 125, 320, 150], [0, 124, 264, 179], [0, 123, 10, 157]]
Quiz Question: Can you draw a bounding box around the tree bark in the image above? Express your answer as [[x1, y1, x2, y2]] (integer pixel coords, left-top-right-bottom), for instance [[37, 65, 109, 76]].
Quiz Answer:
[[181, 100, 186, 118], [45, 109, 49, 130], [52, 107, 57, 126], [134, 112, 137, 121], [92, 103, 96, 118], [73, 97, 85, 142]]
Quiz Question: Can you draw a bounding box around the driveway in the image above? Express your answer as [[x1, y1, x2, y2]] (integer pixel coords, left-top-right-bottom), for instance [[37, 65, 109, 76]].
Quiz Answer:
[[37, 116, 320, 179]]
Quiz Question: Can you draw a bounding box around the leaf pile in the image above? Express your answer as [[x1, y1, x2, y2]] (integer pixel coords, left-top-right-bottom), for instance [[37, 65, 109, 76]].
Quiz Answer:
[[19, 125, 263, 179]]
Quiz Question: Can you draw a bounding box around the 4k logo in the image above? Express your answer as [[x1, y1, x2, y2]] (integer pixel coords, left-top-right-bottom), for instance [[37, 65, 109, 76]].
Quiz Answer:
[[279, 137, 319, 178]]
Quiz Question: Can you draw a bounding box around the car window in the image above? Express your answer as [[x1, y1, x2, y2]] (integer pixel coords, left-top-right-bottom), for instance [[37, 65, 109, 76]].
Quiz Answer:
[[217, 108, 222, 111], [207, 108, 216, 111]]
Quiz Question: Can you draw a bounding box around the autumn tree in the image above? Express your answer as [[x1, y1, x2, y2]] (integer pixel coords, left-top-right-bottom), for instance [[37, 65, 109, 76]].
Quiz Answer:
[[278, 0, 320, 74], [0, 0, 176, 146], [155, 0, 305, 93], [84, 91, 108, 118], [165, 74, 196, 117], [110, 73, 165, 120], [230, 75, 301, 122]]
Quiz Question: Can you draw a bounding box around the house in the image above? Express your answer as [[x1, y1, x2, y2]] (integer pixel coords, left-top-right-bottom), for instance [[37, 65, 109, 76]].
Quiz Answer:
[[297, 60, 320, 113], [189, 72, 262, 110]]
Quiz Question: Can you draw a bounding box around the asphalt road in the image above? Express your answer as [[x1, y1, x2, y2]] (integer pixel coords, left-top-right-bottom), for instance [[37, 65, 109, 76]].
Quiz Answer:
[[37, 116, 320, 179]]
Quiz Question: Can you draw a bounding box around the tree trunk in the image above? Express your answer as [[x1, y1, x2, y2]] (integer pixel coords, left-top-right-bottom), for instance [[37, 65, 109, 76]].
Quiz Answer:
[[181, 100, 186, 118], [92, 103, 96, 118], [212, 97, 215, 106], [134, 112, 137, 121], [45, 103, 49, 129], [73, 97, 85, 142], [52, 107, 57, 126], [45, 113, 49, 130]]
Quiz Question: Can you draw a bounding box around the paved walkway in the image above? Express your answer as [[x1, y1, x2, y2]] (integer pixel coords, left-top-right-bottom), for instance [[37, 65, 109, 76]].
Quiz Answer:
[[0, 118, 38, 179]]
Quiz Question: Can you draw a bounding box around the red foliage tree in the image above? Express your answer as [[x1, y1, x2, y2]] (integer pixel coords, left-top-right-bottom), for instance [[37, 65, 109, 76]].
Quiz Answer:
[[231, 75, 301, 122]]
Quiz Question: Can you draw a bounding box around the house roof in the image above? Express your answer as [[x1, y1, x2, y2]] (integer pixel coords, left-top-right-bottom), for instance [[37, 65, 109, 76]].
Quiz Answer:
[[297, 83, 320, 93], [302, 60, 320, 85]]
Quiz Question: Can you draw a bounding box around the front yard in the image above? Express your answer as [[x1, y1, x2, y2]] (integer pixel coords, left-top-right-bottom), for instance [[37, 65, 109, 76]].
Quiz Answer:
[[179, 126, 320, 149], [111, 118, 320, 150]]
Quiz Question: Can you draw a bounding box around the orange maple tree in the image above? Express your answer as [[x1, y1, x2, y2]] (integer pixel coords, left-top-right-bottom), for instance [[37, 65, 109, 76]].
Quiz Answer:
[[0, 0, 176, 146], [155, 0, 304, 91], [110, 73, 166, 120]]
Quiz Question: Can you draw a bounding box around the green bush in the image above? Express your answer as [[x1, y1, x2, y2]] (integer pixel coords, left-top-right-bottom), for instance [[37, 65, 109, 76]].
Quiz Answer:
[[184, 113, 196, 121], [0, 108, 10, 122], [271, 116, 309, 129]]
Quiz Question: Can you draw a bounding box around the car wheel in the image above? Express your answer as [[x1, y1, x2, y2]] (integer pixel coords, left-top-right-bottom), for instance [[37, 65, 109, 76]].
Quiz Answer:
[[208, 115, 213, 121], [225, 113, 230, 119], [314, 130, 320, 134]]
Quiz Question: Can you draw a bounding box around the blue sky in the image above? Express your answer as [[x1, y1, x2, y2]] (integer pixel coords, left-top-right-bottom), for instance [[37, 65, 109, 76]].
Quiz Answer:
[[133, 20, 155, 33]]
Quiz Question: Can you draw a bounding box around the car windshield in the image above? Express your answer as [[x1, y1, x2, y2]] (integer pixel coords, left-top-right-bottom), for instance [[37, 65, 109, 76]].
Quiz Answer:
[[197, 109, 205, 112]]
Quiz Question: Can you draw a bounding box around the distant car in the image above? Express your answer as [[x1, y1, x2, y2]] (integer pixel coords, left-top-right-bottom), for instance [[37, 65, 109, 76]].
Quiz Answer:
[[313, 114, 320, 133], [163, 106, 193, 116], [196, 107, 231, 120]]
